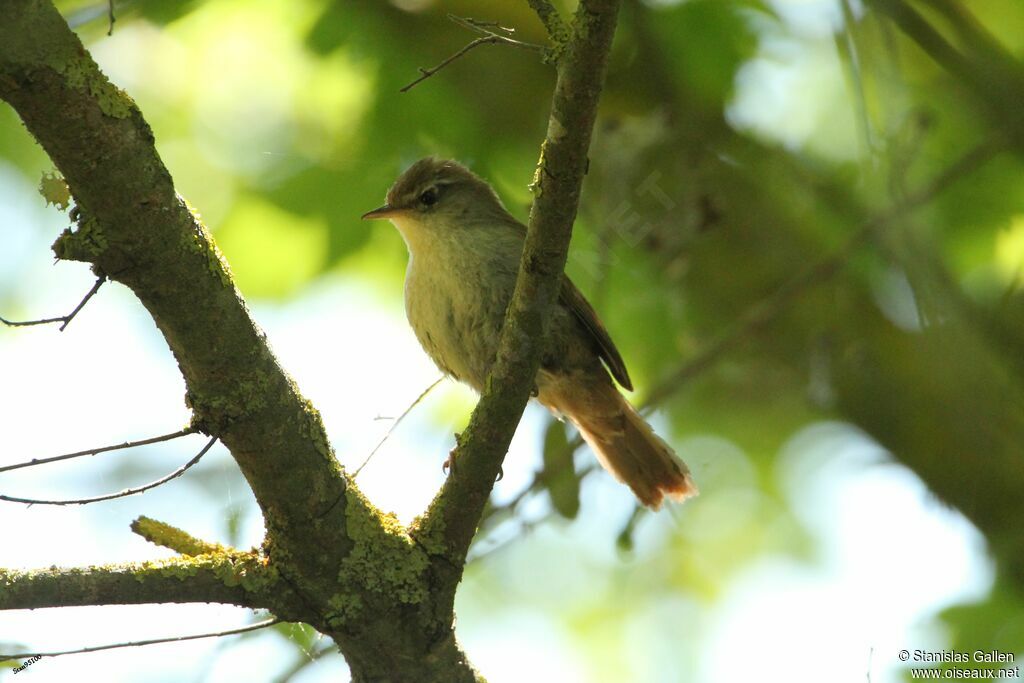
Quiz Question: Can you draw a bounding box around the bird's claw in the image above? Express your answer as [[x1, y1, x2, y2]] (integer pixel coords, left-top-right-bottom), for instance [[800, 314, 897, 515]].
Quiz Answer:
[[443, 448, 457, 476]]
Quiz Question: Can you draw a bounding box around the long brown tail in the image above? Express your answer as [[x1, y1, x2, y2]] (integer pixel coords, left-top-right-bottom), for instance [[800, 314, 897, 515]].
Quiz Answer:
[[548, 383, 698, 509]]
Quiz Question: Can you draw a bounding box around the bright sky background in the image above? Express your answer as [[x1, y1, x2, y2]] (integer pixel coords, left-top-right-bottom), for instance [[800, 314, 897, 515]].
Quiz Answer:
[[0, 0, 1003, 681]]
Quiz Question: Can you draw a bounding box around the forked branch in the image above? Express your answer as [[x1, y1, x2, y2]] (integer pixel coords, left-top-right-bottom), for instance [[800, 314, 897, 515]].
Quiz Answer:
[[0, 437, 216, 505], [401, 14, 547, 92]]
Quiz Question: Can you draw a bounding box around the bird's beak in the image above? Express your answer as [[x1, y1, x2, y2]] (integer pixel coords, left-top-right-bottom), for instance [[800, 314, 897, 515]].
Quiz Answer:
[[361, 204, 400, 220]]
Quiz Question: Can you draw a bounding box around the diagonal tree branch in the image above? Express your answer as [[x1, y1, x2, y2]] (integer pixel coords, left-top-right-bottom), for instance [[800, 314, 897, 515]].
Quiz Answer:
[[0, 0, 361, 626], [0, 0, 408, 670], [0, 0, 625, 678], [415, 0, 624, 605]]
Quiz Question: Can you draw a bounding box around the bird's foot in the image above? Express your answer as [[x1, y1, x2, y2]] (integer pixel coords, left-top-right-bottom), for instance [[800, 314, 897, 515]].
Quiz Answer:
[[443, 448, 457, 476]]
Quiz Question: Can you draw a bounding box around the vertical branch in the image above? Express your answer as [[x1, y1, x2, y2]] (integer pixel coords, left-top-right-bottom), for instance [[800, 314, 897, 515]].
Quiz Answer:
[[417, 0, 623, 587]]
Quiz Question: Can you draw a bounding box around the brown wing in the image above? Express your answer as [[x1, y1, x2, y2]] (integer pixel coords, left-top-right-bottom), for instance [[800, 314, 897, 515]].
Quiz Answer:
[[559, 278, 634, 391]]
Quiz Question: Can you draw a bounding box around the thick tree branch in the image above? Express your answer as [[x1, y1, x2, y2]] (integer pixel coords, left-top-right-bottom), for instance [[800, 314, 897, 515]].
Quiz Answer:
[[0, 0, 362, 627], [416, 0, 623, 603], [0, 556, 287, 615]]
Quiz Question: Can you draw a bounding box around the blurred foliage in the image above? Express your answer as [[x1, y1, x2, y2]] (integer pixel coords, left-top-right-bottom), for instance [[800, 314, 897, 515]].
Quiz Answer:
[[542, 418, 581, 519], [4, 0, 1024, 680]]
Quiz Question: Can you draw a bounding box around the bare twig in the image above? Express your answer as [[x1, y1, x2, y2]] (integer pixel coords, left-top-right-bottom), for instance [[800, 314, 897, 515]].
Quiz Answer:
[[0, 274, 106, 331], [480, 462, 597, 529], [0, 617, 279, 662], [352, 377, 444, 478], [454, 16, 517, 36], [467, 508, 553, 564], [107, 0, 115, 36], [400, 14, 546, 93], [0, 428, 197, 474], [0, 436, 217, 506]]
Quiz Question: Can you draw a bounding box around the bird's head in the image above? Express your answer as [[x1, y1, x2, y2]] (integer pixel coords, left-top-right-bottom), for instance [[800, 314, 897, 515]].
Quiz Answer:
[[362, 157, 512, 247]]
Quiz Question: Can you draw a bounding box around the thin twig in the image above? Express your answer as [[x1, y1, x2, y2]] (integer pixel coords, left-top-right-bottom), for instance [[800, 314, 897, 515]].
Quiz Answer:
[[468, 508, 554, 564], [0, 428, 197, 474], [0, 436, 217, 506], [0, 275, 106, 332], [107, 0, 115, 36], [352, 377, 444, 478], [400, 14, 546, 93], [480, 463, 597, 529], [0, 617, 279, 662], [454, 16, 517, 36]]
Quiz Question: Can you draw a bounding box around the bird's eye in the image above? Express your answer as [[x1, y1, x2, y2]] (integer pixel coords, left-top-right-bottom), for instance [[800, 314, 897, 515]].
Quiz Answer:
[[419, 188, 438, 207]]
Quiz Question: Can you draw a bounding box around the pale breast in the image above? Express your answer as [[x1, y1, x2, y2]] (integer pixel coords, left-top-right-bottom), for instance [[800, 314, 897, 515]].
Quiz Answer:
[[403, 232, 518, 392]]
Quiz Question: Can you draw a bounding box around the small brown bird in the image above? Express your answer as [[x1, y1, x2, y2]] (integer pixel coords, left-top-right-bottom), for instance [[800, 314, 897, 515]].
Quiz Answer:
[[363, 158, 697, 509]]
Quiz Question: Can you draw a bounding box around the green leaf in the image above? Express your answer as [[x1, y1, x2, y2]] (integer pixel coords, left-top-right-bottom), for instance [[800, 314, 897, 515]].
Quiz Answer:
[[541, 418, 580, 520]]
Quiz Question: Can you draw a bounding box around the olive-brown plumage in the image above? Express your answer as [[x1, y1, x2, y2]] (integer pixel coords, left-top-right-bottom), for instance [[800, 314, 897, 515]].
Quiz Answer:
[[363, 157, 697, 508]]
